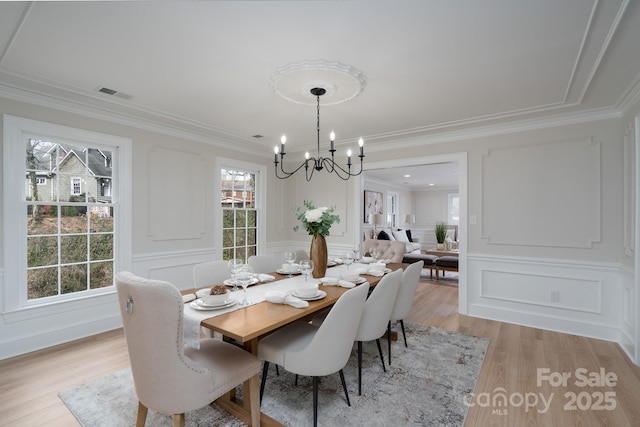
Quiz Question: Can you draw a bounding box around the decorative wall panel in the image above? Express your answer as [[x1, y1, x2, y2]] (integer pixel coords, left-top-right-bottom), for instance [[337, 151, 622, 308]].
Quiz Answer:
[[148, 147, 205, 240], [623, 121, 636, 257], [482, 138, 601, 247]]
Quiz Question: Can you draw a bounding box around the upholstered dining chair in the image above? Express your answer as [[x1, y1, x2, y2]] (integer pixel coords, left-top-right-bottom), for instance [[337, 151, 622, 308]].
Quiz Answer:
[[193, 260, 230, 288], [115, 271, 262, 427], [387, 260, 424, 364], [248, 254, 278, 273], [353, 268, 402, 395], [258, 282, 370, 427], [294, 249, 310, 261]]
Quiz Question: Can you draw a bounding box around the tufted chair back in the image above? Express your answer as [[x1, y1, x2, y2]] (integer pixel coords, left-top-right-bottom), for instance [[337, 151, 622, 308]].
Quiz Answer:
[[362, 239, 406, 263]]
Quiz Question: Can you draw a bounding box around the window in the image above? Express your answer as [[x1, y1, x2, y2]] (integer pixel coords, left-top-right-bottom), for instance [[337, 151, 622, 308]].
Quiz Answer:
[[387, 191, 398, 228], [71, 177, 82, 195], [220, 168, 257, 262], [448, 193, 460, 225], [3, 115, 132, 310]]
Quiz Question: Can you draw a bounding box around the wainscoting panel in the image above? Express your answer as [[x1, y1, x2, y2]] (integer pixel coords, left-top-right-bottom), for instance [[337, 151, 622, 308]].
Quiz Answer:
[[467, 254, 622, 343], [147, 147, 205, 241], [481, 269, 601, 313], [481, 138, 601, 248]]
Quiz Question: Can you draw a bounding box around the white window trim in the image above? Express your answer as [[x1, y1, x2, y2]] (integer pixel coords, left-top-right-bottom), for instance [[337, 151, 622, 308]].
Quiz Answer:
[[3, 115, 132, 316], [215, 157, 266, 258]]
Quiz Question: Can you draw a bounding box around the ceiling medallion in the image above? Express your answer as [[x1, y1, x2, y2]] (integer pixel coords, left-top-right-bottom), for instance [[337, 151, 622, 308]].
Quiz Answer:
[[269, 60, 367, 106]]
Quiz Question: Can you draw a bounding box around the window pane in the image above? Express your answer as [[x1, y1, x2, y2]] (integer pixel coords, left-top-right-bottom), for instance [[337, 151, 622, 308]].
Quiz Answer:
[[27, 236, 58, 267], [235, 228, 246, 246], [90, 234, 113, 261], [247, 227, 256, 245], [27, 205, 58, 235], [90, 261, 113, 289], [89, 211, 114, 232], [61, 235, 87, 263], [247, 210, 256, 227], [223, 229, 234, 250], [60, 206, 88, 233], [223, 209, 234, 227], [236, 210, 246, 227], [28, 267, 58, 299], [61, 264, 88, 294]]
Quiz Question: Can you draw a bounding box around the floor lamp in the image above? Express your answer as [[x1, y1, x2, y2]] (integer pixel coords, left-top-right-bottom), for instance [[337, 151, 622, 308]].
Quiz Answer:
[[368, 213, 385, 238]]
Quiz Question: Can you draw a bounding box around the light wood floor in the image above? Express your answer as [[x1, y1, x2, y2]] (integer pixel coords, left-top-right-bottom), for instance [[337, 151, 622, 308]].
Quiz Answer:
[[1, 276, 640, 427]]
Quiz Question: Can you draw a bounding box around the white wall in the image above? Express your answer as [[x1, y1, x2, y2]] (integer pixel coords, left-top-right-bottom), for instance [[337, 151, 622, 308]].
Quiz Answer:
[[2, 89, 640, 366]]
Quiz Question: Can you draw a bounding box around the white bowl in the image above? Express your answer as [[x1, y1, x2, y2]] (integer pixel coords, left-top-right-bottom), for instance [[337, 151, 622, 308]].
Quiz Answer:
[[341, 272, 360, 282], [199, 292, 229, 306], [360, 256, 374, 264], [296, 283, 319, 297], [282, 263, 300, 273]]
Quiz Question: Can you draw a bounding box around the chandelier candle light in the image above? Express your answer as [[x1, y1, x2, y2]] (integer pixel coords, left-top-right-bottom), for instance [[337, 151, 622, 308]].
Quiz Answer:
[[274, 87, 364, 181]]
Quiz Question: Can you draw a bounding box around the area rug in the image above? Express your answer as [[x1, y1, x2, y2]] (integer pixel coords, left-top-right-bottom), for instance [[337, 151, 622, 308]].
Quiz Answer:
[[59, 323, 488, 427]]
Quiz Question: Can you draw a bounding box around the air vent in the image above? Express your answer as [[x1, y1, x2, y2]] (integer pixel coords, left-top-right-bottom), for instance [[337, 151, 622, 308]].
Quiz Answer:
[[252, 135, 264, 139], [96, 86, 133, 101]]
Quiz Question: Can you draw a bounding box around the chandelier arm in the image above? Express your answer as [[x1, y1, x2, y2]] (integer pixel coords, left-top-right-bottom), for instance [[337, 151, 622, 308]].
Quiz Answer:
[[322, 157, 364, 179], [274, 156, 308, 179]]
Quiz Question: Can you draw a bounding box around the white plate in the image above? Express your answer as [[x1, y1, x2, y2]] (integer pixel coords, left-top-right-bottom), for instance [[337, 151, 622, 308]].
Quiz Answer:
[[224, 277, 259, 286], [327, 260, 339, 266], [292, 290, 327, 301], [276, 269, 301, 275], [190, 300, 236, 311], [196, 297, 234, 308], [353, 277, 366, 284]]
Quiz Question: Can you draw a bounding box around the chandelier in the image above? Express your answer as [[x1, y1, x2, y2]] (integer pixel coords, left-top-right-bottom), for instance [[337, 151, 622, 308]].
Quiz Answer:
[[273, 87, 364, 181]]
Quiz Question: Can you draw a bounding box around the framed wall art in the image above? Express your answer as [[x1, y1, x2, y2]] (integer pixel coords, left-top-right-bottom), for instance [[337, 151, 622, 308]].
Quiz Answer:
[[364, 190, 383, 222]]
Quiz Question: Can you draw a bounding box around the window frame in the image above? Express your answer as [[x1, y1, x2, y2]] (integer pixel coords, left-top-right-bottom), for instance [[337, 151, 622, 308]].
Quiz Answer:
[[216, 157, 266, 262], [3, 115, 132, 314]]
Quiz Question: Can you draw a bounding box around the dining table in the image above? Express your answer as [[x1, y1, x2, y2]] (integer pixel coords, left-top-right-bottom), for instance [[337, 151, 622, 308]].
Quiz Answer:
[[182, 261, 406, 427]]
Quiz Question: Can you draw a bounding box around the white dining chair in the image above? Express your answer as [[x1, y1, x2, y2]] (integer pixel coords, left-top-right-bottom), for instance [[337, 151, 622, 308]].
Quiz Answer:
[[115, 271, 262, 427], [353, 268, 402, 395], [193, 260, 230, 287], [294, 249, 309, 261], [248, 254, 278, 273], [258, 282, 370, 427], [387, 260, 424, 364]]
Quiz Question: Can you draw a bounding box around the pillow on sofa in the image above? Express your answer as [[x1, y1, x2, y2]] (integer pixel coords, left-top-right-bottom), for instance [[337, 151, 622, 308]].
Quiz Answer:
[[382, 228, 396, 240], [392, 229, 410, 243], [406, 229, 413, 242], [378, 230, 391, 240]]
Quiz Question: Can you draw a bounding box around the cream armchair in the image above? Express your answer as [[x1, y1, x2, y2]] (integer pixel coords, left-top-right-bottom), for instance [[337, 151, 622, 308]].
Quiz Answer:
[[115, 272, 262, 427], [362, 239, 406, 263]]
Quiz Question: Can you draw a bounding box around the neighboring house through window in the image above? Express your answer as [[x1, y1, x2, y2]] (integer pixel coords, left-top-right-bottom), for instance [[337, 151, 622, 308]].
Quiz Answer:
[[3, 115, 132, 311]]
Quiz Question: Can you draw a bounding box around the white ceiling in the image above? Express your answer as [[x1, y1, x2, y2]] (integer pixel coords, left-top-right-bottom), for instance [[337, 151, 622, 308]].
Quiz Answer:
[[1, 1, 639, 170]]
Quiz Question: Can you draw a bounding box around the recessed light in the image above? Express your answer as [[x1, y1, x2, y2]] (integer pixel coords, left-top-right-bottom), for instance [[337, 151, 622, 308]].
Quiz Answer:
[[429, 183, 435, 186], [404, 174, 411, 178]]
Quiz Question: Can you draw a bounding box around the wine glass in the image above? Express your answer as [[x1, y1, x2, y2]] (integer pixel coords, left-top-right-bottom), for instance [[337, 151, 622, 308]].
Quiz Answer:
[[299, 260, 314, 283], [283, 251, 296, 278], [236, 265, 253, 306], [228, 258, 242, 291], [352, 243, 361, 263], [343, 251, 354, 271], [370, 247, 379, 262]]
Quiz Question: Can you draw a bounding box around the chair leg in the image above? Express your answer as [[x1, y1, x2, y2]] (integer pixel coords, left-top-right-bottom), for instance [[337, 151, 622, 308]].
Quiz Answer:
[[400, 319, 408, 347], [260, 361, 269, 403], [135, 401, 148, 427], [339, 369, 351, 406], [387, 321, 392, 365], [172, 413, 185, 427], [249, 374, 261, 427], [276, 364, 280, 375], [357, 341, 363, 395], [313, 376, 319, 427], [295, 374, 298, 386], [376, 339, 387, 372]]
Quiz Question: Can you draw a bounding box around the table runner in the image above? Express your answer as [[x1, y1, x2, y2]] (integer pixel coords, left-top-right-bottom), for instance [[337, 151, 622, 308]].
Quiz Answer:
[[182, 263, 377, 348]]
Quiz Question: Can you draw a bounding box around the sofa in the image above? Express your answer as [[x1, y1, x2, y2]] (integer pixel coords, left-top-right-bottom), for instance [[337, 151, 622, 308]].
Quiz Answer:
[[363, 228, 420, 254]]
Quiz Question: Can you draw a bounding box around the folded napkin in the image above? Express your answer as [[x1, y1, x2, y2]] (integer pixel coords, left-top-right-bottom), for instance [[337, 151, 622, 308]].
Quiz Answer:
[[366, 269, 385, 276], [258, 273, 275, 282], [264, 290, 309, 308], [182, 288, 211, 303], [319, 277, 356, 288]]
